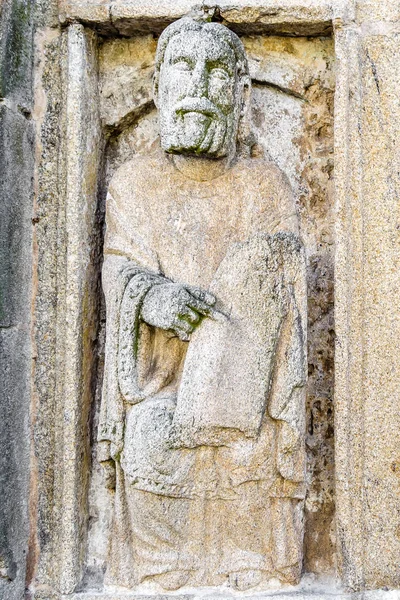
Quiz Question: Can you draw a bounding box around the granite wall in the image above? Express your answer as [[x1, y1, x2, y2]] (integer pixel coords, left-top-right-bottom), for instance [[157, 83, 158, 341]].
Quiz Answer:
[[0, 0, 35, 599]]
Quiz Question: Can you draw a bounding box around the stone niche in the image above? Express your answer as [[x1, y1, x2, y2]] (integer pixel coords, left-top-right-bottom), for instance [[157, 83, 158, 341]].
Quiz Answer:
[[87, 30, 335, 586], [64, 22, 335, 596], [26, 1, 400, 600]]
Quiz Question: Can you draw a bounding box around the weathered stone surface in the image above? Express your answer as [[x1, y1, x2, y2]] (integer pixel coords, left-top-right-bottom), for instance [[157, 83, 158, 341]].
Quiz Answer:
[[26, 23, 104, 598], [65, 595, 400, 600], [64, 591, 400, 600], [59, 0, 334, 36], [0, 0, 35, 595], [154, 18, 250, 159], [0, 107, 34, 327], [60, 0, 110, 29], [0, 98, 34, 600], [61, 573, 400, 600], [56, 24, 103, 596], [334, 2, 400, 592], [3, 0, 400, 596], [355, 0, 400, 23], [0, 0, 34, 111], [95, 18, 307, 592], [29, 27, 66, 596], [99, 36, 156, 131], [244, 35, 336, 576]]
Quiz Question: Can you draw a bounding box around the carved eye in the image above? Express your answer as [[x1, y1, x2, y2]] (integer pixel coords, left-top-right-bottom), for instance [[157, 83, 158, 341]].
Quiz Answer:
[[209, 67, 230, 81], [173, 60, 192, 72]]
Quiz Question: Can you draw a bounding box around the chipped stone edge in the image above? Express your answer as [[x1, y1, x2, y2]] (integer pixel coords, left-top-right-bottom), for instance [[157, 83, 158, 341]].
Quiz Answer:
[[58, 0, 336, 36]]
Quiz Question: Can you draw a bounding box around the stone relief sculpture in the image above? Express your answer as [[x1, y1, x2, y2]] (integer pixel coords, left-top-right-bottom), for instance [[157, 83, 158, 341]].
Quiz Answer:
[[98, 15, 307, 592]]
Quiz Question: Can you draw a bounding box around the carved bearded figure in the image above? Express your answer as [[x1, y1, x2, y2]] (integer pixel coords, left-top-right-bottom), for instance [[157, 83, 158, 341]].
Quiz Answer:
[[98, 16, 307, 592]]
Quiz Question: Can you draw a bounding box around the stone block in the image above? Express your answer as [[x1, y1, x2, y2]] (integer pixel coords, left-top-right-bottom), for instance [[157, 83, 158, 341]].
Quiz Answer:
[[59, 0, 334, 36], [59, 0, 111, 30], [99, 36, 156, 131], [0, 0, 34, 111], [0, 105, 34, 327], [355, 0, 400, 23], [0, 327, 31, 600], [0, 106, 34, 600]]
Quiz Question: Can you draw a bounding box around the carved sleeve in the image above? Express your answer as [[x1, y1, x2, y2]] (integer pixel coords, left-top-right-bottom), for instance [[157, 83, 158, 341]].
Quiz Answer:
[[98, 255, 167, 462]]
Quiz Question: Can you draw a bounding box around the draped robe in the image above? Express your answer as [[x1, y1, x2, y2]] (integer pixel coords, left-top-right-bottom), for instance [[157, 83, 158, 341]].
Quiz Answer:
[[98, 150, 307, 590]]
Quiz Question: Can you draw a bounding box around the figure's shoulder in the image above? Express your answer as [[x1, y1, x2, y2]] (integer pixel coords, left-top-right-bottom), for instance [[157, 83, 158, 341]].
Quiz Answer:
[[236, 157, 293, 192], [108, 152, 168, 197], [234, 157, 298, 234]]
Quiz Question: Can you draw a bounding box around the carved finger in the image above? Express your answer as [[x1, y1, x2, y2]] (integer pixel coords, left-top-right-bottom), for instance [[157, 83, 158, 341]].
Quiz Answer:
[[186, 296, 217, 317], [186, 286, 216, 306], [175, 318, 194, 335], [173, 325, 191, 342], [180, 307, 201, 324]]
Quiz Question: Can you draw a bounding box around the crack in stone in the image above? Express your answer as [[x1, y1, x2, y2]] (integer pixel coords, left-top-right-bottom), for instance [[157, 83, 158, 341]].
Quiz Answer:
[[252, 78, 308, 102]]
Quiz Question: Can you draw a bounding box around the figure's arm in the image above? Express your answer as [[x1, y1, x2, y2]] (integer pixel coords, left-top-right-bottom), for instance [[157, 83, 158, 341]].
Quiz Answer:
[[99, 177, 217, 483], [102, 252, 217, 408], [104, 182, 217, 342]]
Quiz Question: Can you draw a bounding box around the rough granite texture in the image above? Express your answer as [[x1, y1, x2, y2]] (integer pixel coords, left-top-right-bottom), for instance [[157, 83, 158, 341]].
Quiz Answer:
[[334, 5, 400, 591], [0, 0, 34, 112], [95, 20, 307, 591], [30, 27, 65, 594], [58, 0, 336, 36], [64, 583, 400, 600], [0, 104, 34, 600], [0, 0, 35, 599], [28, 24, 104, 598]]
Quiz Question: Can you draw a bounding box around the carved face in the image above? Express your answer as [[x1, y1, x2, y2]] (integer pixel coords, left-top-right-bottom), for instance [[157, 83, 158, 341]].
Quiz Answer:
[[157, 29, 240, 158]]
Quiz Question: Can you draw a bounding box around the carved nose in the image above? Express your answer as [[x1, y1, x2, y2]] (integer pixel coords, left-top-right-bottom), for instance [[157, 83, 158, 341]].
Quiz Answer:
[[188, 62, 208, 98]]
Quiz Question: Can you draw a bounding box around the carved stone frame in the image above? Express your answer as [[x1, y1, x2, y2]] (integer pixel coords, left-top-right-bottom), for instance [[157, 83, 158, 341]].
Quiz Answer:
[[37, 0, 400, 596]]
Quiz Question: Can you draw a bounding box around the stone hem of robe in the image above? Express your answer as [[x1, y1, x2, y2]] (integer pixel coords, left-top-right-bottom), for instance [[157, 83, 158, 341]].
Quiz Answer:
[[106, 466, 304, 589]]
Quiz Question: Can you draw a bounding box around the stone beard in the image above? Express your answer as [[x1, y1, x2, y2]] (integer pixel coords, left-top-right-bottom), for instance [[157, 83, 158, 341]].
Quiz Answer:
[[99, 17, 307, 592]]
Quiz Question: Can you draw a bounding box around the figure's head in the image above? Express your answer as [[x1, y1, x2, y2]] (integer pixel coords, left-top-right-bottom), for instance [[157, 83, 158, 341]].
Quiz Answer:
[[154, 17, 250, 159]]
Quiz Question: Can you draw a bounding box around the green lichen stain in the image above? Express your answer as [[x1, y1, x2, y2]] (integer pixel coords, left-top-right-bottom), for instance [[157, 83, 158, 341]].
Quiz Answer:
[[0, 0, 32, 99]]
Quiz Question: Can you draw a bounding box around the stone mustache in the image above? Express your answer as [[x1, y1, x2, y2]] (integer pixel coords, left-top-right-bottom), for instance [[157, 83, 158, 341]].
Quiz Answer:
[[98, 16, 307, 592]]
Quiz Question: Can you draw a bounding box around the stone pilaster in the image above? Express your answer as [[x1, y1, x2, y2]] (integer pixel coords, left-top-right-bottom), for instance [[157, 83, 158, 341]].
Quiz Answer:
[[334, 0, 400, 591], [57, 24, 102, 595]]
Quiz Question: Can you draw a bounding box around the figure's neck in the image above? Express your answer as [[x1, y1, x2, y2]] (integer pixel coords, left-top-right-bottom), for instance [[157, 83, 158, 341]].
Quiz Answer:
[[168, 153, 235, 181]]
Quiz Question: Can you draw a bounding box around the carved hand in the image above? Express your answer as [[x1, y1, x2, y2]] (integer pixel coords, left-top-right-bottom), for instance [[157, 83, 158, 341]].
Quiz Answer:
[[140, 283, 216, 341]]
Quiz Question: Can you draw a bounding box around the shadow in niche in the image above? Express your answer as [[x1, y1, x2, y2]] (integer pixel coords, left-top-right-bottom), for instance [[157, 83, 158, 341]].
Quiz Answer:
[[80, 127, 110, 593]]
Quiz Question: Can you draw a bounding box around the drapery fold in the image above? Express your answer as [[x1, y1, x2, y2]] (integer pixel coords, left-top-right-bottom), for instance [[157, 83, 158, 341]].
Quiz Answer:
[[98, 258, 168, 462]]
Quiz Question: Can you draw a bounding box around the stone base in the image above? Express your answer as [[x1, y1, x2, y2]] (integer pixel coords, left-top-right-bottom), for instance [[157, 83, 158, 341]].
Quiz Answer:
[[62, 576, 400, 600], [65, 594, 400, 600]]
